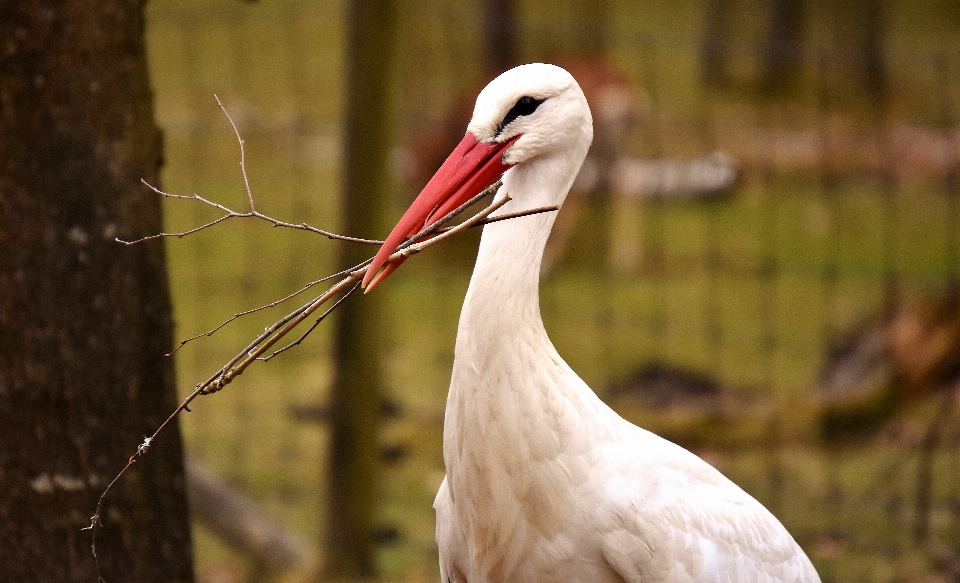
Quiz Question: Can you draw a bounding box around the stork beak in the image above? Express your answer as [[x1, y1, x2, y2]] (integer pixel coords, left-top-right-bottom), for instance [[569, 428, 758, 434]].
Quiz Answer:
[[362, 132, 519, 291]]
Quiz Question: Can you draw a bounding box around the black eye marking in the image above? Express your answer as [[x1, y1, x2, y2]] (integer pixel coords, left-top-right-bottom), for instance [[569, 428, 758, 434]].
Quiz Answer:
[[495, 95, 545, 138]]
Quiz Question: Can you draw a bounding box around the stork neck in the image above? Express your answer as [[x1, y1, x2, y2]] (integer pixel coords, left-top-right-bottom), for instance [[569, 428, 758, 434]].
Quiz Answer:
[[454, 153, 582, 371], [467, 212, 552, 316], [444, 157, 615, 541]]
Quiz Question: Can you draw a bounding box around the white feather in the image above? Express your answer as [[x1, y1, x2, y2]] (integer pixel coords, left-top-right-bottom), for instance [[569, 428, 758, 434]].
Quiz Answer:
[[433, 63, 821, 583]]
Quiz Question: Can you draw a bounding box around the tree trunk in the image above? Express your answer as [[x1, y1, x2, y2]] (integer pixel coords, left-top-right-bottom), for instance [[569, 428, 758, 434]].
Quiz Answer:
[[569, 0, 610, 58], [825, 0, 887, 103], [324, 0, 396, 578], [700, 0, 735, 89], [0, 1, 194, 581], [482, 0, 518, 74], [759, 0, 805, 93]]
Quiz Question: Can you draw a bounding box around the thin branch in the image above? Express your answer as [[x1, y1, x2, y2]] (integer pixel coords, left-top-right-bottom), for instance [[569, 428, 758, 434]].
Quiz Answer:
[[215, 94, 257, 212], [259, 280, 362, 362], [116, 94, 384, 247], [87, 193, 524, 559], [163, 179, 504, 355], [88, 97, 561, 568], [117, 181, 384, 246], [166, 276, 330, 356], [470, 204, 559, 226], [202, 191, 514, 394]]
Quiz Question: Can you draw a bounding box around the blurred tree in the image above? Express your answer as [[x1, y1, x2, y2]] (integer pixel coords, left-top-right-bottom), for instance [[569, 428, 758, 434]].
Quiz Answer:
[[759, 0, 805, 93], [570, 0, 611, 59], [483, 0, 519, 73], [323, 0, 396, 579], [826, 0, 886, 102], [529, 0, 610, 62], [701, 0, 736, 88], [704, 0, 884, 101], [703, 0, 804, 92], [0, 1, 194, 582], [569, 0, 616, 268]]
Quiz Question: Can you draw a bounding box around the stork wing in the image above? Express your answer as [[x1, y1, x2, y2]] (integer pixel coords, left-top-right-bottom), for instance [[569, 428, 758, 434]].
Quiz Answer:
[[596, 429, 822, 583]]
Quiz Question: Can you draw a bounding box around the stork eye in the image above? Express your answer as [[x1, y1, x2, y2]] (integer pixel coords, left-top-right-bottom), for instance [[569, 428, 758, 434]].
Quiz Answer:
[[497, 96, 545, 136]]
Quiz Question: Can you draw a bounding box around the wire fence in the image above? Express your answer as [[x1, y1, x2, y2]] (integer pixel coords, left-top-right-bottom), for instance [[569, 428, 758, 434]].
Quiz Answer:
[[146, 1, 960, 581]]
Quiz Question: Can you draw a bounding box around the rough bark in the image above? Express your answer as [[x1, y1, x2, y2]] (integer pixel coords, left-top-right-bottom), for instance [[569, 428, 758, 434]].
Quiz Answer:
[[0, 1, 194, 581]]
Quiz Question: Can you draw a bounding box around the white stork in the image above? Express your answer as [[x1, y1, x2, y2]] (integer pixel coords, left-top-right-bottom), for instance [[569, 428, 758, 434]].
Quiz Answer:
[[363, 63, 821, 583]]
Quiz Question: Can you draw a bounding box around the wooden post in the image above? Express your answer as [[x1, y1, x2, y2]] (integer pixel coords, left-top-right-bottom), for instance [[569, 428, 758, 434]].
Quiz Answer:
[[324, 0, 396, 578], [483, 0, 518, 73]]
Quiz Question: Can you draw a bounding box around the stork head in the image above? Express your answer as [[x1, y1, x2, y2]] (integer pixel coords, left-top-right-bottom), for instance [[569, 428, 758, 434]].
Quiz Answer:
[[468, 63, 593, 167], [363, 63, 593, 290]]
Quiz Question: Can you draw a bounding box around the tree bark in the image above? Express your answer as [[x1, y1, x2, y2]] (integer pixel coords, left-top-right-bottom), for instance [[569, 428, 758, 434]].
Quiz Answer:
[[324, 0, 396, 578], [0, 1, 194, 581]]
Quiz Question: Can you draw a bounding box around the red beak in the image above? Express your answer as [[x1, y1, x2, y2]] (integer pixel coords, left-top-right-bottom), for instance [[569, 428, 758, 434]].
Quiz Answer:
[[362, 132, 519, 291]]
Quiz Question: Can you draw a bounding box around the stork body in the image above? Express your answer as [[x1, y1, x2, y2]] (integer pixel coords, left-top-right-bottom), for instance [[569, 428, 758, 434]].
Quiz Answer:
[[365, 64, 820, 583]]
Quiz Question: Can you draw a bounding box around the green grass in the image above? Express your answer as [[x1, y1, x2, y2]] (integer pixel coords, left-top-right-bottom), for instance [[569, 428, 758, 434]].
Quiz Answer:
[[145, 1, 960, 581]]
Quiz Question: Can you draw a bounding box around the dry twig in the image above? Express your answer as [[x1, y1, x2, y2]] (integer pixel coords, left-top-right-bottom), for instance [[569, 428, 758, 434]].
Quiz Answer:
[[117, 96, 382, 247], [87, 96, 559, 569]]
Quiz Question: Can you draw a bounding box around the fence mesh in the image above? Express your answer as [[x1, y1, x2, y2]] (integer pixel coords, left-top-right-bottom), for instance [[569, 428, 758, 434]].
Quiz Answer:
[[146, 1, 960, 581]]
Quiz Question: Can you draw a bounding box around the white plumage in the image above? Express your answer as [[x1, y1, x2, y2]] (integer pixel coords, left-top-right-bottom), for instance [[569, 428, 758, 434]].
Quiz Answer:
[[365, 63, 820, 583]]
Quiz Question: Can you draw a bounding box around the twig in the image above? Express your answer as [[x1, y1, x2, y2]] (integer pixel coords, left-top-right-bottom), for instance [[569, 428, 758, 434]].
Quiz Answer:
[[88, 97, 560, 572], [259, 280, 361, 362], [167, 276, 329, 356], [119, 181, 383, 246], [164, 178, 507, 354], [200, 190, 513, 394], [86, 192, 526, 560], [116, 96, 382, 247], [216, 94, 256, 212], [462, 204, 559, 227]]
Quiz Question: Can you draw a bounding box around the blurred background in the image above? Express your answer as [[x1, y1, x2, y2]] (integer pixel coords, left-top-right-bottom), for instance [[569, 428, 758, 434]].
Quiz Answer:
[[146, 0, 960, 581]]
